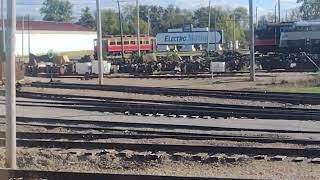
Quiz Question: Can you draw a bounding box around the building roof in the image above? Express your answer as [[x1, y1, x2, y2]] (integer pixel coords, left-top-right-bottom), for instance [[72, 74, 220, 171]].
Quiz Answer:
[[0, 20, 94, 32]]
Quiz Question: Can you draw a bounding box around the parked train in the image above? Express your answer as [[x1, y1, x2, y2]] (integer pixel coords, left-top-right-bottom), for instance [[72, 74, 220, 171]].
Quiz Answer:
[[255, 20, 320, 54], [94, 25, 224, 58], [94, 35, 157, 57], [255, 20, 320, 71]]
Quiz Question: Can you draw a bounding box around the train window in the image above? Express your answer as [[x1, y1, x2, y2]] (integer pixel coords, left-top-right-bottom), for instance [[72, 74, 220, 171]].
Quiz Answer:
[[140, 41, 143, 44], [124, 41, 129, 45], [131, 41, 136, 44], [117, 41, 122, 45], [110, 41, 116, 45], [146, 41, 150, 44]]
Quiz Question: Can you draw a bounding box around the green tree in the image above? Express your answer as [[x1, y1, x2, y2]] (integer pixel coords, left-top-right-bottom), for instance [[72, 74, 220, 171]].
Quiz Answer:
[[297, 0, 320, 20], [40, 0, 73, 22], [77, 7, 95, 29], [101, 9, 119, 35]]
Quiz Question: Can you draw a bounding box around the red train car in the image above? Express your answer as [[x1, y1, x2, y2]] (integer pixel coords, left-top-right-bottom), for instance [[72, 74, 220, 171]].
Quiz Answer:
[[95, 35, 156, 57]]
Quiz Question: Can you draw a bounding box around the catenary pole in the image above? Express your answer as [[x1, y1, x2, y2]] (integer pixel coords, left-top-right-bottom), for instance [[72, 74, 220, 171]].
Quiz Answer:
[[1, 0, 5, 54], [27, 15, 30, 57], [207, 0, 211, 52], [147, 8, 150, 37], [22, 15, 24, 62], [278, 0, 281, 23], [6, 0, 17, 169], [117, 0, 125, 62], [96, 0, 103, 85], [136, 0, 140, 56], [249, 0, 255, 81], [233, 12, 236, 52]]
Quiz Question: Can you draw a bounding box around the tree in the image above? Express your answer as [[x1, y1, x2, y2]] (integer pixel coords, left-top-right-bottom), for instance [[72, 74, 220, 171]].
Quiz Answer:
[[101, 9, 119, 35], [297, 0, 320, 20], [78, 7, 95, 29], [288, 7, 302, 21], [40, 0, 73, 22]]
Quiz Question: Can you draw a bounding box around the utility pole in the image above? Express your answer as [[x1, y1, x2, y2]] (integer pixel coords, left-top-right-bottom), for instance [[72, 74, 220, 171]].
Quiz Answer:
[[274, 5, 277, 23], [28, 15, 30, 57], [233, 13, 236, 52], [117, 0, 125, 62], [214, 11, 217, 51], [207, 0, 211, 52], [255, 7, 258, 28], [6, 0, 17, 169], [249, 0, 255, 81], [136, 0, 141, 57], [278, 0, 281, 23], [1, 0, 5, 55], [22, 15, 24, 62], [147, 8, 150, 37], [96, 0, 103, 85]]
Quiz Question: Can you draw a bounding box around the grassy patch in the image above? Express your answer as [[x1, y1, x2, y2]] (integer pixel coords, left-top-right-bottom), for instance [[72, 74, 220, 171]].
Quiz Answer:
[[266, 85, 320, 93]]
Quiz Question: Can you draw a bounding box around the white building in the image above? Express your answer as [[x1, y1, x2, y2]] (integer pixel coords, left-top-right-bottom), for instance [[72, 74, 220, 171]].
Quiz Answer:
[[0, 21, 96, 56]]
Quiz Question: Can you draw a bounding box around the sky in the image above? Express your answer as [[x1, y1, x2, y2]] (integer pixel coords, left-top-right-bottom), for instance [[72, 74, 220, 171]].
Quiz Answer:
[[14, 0, 300, 20]]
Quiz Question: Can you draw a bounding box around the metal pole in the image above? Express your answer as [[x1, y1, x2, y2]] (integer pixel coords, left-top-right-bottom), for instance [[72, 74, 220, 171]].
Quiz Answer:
[[1, 0, 5, 54], [6, 0, 17, 169], [278, 0, 281, 23], [147, 8, 150, 37], [96, 0, 103, 85], [207, 0, 211, 52], [249, 0, 255, 81], [117, 0, 125, 62], [233, 13, 236, 52], [274, 5, 277, 23], [22, 15, 24, 62], [255, 7, 258, 28], [27, 15, 30, 57], [136, 0, 140, 57], [214, 12, 217, 51]]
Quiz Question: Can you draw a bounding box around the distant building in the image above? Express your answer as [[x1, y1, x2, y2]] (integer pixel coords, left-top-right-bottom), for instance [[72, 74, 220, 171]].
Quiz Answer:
[[0, 21, 96, 56]]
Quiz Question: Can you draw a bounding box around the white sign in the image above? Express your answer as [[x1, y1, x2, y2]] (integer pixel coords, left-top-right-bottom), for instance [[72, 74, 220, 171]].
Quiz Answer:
[[156, 31, 222, 45], [210, 62, 226, 73]]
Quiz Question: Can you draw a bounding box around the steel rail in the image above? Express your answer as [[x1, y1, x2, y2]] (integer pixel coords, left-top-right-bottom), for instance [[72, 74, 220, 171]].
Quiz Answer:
[[17, 91, 320, 113], [0, 131, 319, 145], [0, 138, 319, 157], [0, 169, 242, 180], [2, 117, 319, 134], [30, 82, 320, 104], [16, 92, 320, 121]]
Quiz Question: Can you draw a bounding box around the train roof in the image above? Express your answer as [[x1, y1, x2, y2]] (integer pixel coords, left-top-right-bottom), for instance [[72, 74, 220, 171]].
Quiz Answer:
[[294, 20, 320, 27]]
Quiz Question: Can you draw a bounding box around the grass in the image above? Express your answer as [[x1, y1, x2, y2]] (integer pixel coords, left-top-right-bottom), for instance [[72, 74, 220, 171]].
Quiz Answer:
[[266, 85, 320, 93]]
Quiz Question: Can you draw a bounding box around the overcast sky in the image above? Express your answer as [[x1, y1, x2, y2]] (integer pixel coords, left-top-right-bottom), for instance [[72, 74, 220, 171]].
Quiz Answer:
[[14, 0, 300, 20]]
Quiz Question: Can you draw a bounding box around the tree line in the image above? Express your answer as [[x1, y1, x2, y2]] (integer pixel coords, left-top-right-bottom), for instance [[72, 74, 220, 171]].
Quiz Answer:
[[40, 0, 320, 44]]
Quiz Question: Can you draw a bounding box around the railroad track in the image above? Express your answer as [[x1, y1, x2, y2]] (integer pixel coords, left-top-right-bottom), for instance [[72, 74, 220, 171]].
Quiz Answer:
[[0, 169, 236, 180], [0, 137, 320, 158], [0, 130, 319, 145], [1, 117, 319, 144], [31, 82, 320, 104], [16, 91, 320, 120]]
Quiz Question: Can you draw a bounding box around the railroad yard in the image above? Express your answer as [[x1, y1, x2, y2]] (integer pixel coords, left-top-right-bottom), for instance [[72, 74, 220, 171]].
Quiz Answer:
[[2, 0, 320, 179], [0, 72, 319, 179]]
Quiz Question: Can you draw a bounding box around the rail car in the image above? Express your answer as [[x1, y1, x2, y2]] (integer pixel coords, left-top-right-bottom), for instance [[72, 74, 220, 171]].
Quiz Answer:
[[94, 35, 156, 57], [255, 22, 294, 54], [255, 20, 320, 71], [280, 21, 320, 53]]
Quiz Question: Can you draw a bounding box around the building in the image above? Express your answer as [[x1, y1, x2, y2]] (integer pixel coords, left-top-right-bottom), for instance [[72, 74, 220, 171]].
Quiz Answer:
[[0, 20, 96, 57], [156, 24, 224, 52]]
